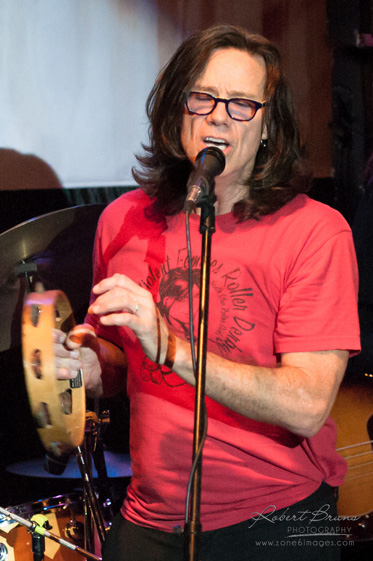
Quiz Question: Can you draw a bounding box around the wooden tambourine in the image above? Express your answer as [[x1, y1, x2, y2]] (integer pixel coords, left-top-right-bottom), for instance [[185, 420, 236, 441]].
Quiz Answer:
[[22, 290, 86, 456]]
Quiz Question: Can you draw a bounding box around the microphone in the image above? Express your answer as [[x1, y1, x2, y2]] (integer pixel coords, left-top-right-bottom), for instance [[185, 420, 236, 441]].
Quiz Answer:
[[184, 147, 225, 212]]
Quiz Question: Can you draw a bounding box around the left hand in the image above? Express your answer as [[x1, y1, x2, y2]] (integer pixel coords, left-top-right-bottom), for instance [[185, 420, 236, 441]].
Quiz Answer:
[[88, 273, 170, 364]]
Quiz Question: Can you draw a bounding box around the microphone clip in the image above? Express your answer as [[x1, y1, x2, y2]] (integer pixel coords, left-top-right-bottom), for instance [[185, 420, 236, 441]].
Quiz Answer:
[[184, 147, 225, 213]]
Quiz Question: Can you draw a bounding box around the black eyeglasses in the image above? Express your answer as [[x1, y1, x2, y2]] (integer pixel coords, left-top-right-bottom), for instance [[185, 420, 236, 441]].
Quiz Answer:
[[185, 91, 267, 122]]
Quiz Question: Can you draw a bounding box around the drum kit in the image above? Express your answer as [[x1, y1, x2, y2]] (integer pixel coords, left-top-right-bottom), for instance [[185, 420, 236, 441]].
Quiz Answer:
[[0, 205, 131, 561]]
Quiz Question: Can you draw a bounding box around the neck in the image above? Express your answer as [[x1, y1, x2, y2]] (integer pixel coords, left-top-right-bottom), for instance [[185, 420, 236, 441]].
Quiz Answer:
[[213, 177, 247, 215]]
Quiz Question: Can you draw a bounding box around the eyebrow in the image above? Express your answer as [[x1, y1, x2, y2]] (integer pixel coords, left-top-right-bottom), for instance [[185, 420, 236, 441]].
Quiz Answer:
[[192, 84, 259, 100]]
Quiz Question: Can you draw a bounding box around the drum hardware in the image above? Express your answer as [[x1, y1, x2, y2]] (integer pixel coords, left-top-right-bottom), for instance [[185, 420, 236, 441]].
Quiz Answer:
[[73, 412, 112, 552], [30, 513, 51, 561], [83, 411, 115, 530], [65, 519, 85, 544], [0, 504, 101, 561], [0, 493, 87, 560]]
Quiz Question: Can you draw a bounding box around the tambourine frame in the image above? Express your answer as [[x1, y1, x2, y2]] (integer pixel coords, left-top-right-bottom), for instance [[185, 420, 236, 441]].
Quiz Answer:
[[22, 290, 85, 455]]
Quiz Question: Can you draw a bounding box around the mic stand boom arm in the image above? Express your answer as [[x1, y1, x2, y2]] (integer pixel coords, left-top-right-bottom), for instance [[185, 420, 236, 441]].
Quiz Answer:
[[184, 189, 216, 561]]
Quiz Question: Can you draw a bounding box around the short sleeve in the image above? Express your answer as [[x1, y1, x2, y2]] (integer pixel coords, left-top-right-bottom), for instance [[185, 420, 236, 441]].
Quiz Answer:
[[274, 229, 360, 355], [84, 212, 123, 349]]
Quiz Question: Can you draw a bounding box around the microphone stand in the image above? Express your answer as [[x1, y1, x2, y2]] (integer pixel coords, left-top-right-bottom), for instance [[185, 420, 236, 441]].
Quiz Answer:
[[184, 189, 216, 561]]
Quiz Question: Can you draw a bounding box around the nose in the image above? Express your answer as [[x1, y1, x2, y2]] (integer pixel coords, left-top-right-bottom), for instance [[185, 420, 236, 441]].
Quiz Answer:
[[206, 99, 230, 125]]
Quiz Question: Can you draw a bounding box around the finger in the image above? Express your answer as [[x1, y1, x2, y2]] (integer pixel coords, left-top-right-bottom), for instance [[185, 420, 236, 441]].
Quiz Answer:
[[92, 273, 136, 295], [53, 328, 67, 345], [57, 366, 82, 380], [56, 355, 83, 374], [98, 312, 138, 326], [54, 340, 80, 359], [92, 273, 148, 302], [55, 350, 82, 379], [53, 329, 80, 359], [88, 288, 136, 316]]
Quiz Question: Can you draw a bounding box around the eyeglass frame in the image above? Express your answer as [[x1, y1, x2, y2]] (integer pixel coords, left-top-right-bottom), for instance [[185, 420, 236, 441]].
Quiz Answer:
[[185, 91, 268, 122]]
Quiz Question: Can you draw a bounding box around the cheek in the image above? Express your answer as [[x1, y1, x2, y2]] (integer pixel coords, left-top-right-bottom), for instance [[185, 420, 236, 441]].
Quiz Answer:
[[181, 116, 192, 152], [240, 125, 263, 156], [181, 116, 199, 159]]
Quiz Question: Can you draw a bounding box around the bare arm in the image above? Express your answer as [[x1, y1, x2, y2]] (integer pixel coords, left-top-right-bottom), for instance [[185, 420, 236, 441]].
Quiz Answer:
[[88, 274, 348, 437], [170, 339, 347, 437]]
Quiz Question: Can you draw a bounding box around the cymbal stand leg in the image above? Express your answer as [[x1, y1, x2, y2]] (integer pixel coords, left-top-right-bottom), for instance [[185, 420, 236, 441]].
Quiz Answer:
[[90, 410, 114, 526], [75, 441, 107, 548]]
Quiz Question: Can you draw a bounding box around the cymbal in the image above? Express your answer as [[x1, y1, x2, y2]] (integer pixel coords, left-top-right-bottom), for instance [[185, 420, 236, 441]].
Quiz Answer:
[[6, 451, 132, 479], [0, 204, 105, 352]]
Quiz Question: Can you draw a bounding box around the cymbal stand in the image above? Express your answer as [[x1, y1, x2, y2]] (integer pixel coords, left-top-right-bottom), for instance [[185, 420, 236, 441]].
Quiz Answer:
[[88, 409, 114, 525], [75, 411, 111, 551], [0, 506, 101, 561]]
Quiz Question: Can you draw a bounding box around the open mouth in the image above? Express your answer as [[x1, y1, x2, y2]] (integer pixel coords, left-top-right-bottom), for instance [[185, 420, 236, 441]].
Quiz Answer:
[[204, 137, 229, 151]]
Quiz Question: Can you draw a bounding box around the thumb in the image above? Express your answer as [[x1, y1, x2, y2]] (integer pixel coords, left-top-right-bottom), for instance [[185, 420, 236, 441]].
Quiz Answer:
[[65, 324, 97, 349]]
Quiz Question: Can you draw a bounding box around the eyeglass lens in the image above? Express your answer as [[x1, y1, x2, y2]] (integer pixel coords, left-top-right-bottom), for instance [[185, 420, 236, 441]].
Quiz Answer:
[[186, 92, 260, 121]]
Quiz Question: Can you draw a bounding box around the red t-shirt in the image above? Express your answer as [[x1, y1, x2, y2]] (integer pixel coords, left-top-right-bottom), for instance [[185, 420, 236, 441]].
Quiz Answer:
[[86, 189, 360, 532]]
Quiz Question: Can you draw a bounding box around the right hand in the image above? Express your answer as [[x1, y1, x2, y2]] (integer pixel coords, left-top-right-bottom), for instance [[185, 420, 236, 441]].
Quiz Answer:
[[53, 324, 103, 395]]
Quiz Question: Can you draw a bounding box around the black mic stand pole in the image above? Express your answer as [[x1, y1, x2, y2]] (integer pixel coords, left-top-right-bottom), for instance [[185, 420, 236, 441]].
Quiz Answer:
[[184, 189, 216, 561]]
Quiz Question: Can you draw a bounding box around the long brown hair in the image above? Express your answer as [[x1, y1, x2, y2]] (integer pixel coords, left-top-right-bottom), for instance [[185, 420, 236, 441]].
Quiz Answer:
[[133, 25, 311, 220]]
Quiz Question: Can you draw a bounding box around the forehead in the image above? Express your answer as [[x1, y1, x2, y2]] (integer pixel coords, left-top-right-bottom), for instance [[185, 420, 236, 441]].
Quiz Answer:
[[194, 48, 267, 97]]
